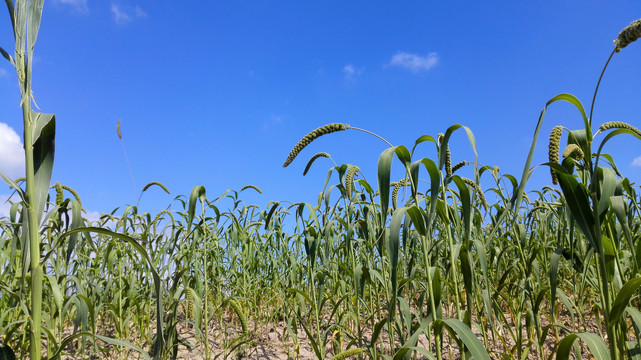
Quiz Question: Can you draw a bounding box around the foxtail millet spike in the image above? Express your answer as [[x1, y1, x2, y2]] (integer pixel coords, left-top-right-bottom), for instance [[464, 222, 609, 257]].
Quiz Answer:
[[548, 126, 563, 185], [437, 133, 453, 177], [54, 182, 63, 206], [562, 144, 584, 161], [228, 299, 248, 333], [303, 152, 331, 176], [615, 19, 641, 52], [597, 121, 641, 137], [345, 165, 359, 197], [451, 161, 468, 174], [461, 177, 489, 211], [391, 178, 409, 210], [329, 348, 364, 360], [283, 123, 349, 167], [240, 184, 262, 194]]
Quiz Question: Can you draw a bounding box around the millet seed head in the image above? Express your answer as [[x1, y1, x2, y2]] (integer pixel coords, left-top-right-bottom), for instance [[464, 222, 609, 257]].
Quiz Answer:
[[451, 161, 468, 174], [562, 144, 584, 161], [240, 184, 262, 194], [345, 165, 360, 197], [597, 121, 641, 137], [548, 126, 563, 185], [283, 123, 349, 168], [303, 152, 331, 176], [615, 19, 641, 52], [461, 177, 489, 211], [391, 178, 409, 210]]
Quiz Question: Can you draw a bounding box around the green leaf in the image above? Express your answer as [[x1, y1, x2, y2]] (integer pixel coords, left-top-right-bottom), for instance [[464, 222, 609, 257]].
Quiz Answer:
[[596, 167, 617, 216], [14, 0, 26, 55], [27, 0, 44, 51], [549, 248, 564, 318], [0, 342, 16, 360], [71, 201, 83, 246], [438, 124, 478, 172], [95, 335, 151, 360], [554, 169, 596, 249], [0, 46, 13, 64], [513, 94, 588, 215], [556, 332, 611, 360], [451, 176, 471, 244], [45, 275, 63, 313], [31, 111, 55, 224], [410, 134, 437, 156], [4, 1, 15, 41], [370, 318, 387, 349], [377, 147, 395, 223], [405, 205, 426, 237], [418, 158, 440, 230], [187, 185, 206, 231], [609, 277, 641, 326], [388, 206, 408, 322], [435, 318, 490, 360]]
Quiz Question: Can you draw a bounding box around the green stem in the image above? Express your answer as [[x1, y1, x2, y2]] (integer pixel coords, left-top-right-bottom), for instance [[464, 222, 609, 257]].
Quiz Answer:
[[21, 57, 43, 359], [588, 49, 616, 128]]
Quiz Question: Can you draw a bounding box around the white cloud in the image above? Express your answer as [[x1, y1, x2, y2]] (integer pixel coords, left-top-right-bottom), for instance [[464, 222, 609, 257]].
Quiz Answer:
[[55, 0, 89, 14], [0, 69, 7, 77], [111, 3, 147, 25], [389, 51, 439, 73], [111, 4, 131, 24], [343, 64, 363, 79], [632, 156, 641, 167], [0, 122, 25, 179]]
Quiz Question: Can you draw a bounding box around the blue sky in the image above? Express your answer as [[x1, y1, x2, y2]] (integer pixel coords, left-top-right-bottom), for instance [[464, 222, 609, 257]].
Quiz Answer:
[[1, 1, 641, 217]]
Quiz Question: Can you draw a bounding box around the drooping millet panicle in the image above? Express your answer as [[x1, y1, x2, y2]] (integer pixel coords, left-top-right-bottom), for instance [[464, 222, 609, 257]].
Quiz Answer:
[[246, 221, 263, 229], [548, 126, 563, 185], [329, 348, 364, 360], [116, 119, 122, 139], [240, 184, 263, 194], [614, 18, 641, 52], [186, 288, 194, 322], [303, 152, 332, 176], [345, 165, 360, 197], [54, 182, 63, 206], [596, 121, 641, 137], [228, 298, 248, 333], [53, 183, 82, 207], [562, 144, 584, 161], [438, 133, 453, 177], [283, 123, 350, 167], [451, 161, 469, 174], [461, 177, 489, 211], [141, 181, 171, 194], [445, 147, 452, 177], [391, 178, 410, 210]]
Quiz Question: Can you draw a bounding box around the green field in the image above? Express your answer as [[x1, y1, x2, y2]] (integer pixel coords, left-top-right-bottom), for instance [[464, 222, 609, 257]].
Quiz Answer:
[[2, 2, 641, 360]]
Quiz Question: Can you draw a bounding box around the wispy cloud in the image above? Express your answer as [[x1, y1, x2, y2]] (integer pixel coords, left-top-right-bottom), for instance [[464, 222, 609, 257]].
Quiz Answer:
[[632, 156, 641, 167], [389, 52, 439, 73], [55, 0, 89, 14], [135, 5, 147, 18], [262, 115, 285, 131], [0, 69, 7, 77], [0, 122, 25, 179], [343, 64, 363, 79], [111, 3, 147, 25]]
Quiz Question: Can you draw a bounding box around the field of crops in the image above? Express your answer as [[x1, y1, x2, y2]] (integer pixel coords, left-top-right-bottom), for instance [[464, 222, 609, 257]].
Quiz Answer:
[[2, 2, 641, 360]]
